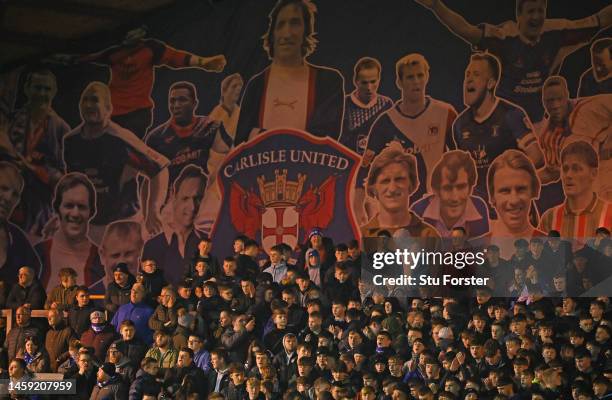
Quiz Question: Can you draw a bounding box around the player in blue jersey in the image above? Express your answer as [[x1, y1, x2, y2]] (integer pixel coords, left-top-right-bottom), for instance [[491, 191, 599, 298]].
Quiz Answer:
[[340, 57, 392, 155], [453, 53, 544, 214], [414, 0, 612, 123], [354, 53, 457, 225], [578, 38, 612, 98]]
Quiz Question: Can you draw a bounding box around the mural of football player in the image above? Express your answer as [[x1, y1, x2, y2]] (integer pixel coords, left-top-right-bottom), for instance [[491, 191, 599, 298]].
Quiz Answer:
[[234, 0, 345, 144], [34, 172, 104, 292], [453, 52, 544, 214], [0, 161, 41, 285], [2, 68, 70, 239], [474, 149, 544, 259], [63, 82, 170, 243], [411, 150, 489, 239], [360, 144, 439, 241], [340, 57, 393, 155], [142, 164, 206, 285], [414, 0, 612, 123], [564, 94, 612, 202], [539, 141, 612, 244], [55, 26, 226, 138], [354, 53, 457, 225], [578, 38, 612, 98], [99, 220, 143, 288]]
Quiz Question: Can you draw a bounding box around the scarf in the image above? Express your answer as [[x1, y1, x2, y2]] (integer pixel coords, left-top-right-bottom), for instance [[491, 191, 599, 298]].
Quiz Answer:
[[91, 322, 105, 333]]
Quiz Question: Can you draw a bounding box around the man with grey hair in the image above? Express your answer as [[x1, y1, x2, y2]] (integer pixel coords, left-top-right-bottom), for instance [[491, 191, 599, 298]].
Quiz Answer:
[[63, 81, 170, 243], [4, 305, 43, 361], [5, 265, 46, 309], [0, 161, 41, 285]]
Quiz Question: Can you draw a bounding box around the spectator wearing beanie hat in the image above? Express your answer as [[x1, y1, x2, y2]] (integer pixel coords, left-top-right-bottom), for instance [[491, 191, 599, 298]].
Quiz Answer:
[[90, 361, 128, 399]]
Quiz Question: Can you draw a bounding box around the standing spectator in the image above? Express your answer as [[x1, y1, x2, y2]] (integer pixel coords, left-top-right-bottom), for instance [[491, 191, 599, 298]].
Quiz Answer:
[[113, 320, 149, 366], [111, 283, 154, 344], [68, 286, 96, 336], [44, 267, 79, 311], [104, 262, 136, 317], [45, 308, 75, 372], [137, 259, 166, 307]]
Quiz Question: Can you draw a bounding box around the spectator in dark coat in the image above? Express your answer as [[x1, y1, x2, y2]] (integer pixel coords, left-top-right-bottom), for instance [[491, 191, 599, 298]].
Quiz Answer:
[[148, 286, 179, 333], [4, 305, 43, 361], [163, 348, 208, 399], [113, 319, 149, 366], [104, 263, 136, 318], [129, 357, 161, 400], [5, 266, 46, 309], [80, 310, 118, 362], [63, 351, 97, 400], [89, 362, 129, 400], [68, 286, 96, 336], [45, 308, 75, 372], [137, 259, 167, 307], [108, 342, 136, 383]]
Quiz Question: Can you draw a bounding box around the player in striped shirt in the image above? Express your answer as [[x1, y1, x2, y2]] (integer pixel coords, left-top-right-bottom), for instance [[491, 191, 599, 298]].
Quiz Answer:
[[539, 141, 612, 245], [340, 57, 392, 155], [414, 0, 612, 123], [355, 54, 457, 224]]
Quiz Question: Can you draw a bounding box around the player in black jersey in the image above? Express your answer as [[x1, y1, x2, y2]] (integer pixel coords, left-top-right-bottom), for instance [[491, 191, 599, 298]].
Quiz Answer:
[[453, 53, 544, 212], [63, 82, 169, 242]]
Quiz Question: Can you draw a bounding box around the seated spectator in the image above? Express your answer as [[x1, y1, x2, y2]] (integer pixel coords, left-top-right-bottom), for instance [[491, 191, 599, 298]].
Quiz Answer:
[[111, 282, 154, 344], [44, 267, 78, 311], [68, 286, 97, 336], [80, 310, 118, 362], [163, 347, 208, 398], [129, 357, 161, 400], [4, 305, 43, 361], [187, 333, 210, 372], [64, 350, 97, 399], [16, 335, 50, 373], [148, 286, 179, 333], [113, 319, 148, 367], [5, 266, 46, 309], [145, 330, 178, 372], [107, 342, 136, 383], [207, 349, 231, 393]]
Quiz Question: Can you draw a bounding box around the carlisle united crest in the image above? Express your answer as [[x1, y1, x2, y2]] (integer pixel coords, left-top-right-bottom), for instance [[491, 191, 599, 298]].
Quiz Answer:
[[211, 129, 361, 257]]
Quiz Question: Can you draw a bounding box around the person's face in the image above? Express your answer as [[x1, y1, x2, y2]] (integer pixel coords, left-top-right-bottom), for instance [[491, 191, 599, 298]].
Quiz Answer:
[[142, 260, 156, 274], [0, 168, 22, 223], [269, 250, 282, 264], [596, 327, 610, 342], [100, 232, 141, 275], [335, 249, 349, 262], [244, 244, 259, 258], [155, 333, 169, 348], [241, 281, 255, 296], [473, 318, 485, 331], [308, 316, 321, 331], [284, 335, 297, 351], [130, 285, 145, 303], [593, 47, 612, 81], [169, 87, 196, 122], [233, 239, 245, 254], [335, 268, 349, 283], [576, 356, 591, 372], [219, 311, 232, 327], [8, 360, 23, 379], [230, 370, 245, 385], [198, 239, 212, 254], [25, 339, 37, 354], [580, 317, 594, 332], [114, 271, 128, 287], [373, 161, 413, 213], [220, 288, 233, 301], [76, 291, 90, 307], [355, 67, 380, 103], [310, 234, 322, 248], [542, 347, 556, 362], [552, 276, 566, 292], [470, 344, 484, 359], [445, 381, 460, 395], [47, 310, 61, 326], [464, 59, 495, 107], [173, 177, 204, 229], [80, 86, 111, 124], [61, 274, 77, 288], [388, 359, 402, 376], [590, 303, 603, 318], [177, 351, 192, 368], [272, 3, 305, 63], [224, 79, 243, 105], [561, 154, 597, 198], [437, 167, 471, 226], [108, 348, 121, 363], [275, 313, 288, 328], [377, 334, 391, 348], [25, 73, 56, 108], [529, 241, 543, 257], [247, 382, 259, 398], [398, 63, 429, 103], [491, 166, 535, 232], [58, 184, 92, 240], [542, 84, 569, 125], [517, 0, 546, 41], [121, 325, 135, 340], [18, 268, 33, 287], [332, 303, 345, 318]]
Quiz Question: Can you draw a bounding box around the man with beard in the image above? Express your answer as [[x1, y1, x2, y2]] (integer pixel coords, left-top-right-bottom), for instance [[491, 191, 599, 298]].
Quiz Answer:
[[235, 0, 344, 144], [0, 161, 41, 285], [142, 165, 207, 285], [453, 53, 544, 213], [578, 38, 612, 97], [63, 81, 169, 242], [3, 68, 69, 239], [99, 220, 143, 287], [35, 173, 104, 292], [412, 150, 489, 238], [414, 0, 612, 124], [539, 141, 612, 243]]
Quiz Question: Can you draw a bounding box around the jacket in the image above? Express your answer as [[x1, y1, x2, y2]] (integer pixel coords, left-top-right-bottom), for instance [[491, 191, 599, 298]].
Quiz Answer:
[[111, 301, 154, 344], [5, 280, 47, 309], [129, 369, 161, 400], [104, 275, 136, 316], [148, 303, 178, 332], [44, 284, 78, 311], [45, 320, 75, 372], [80, 324, 118, 361], [4, 322, 43, 361], [89, 375, 129, 400]]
